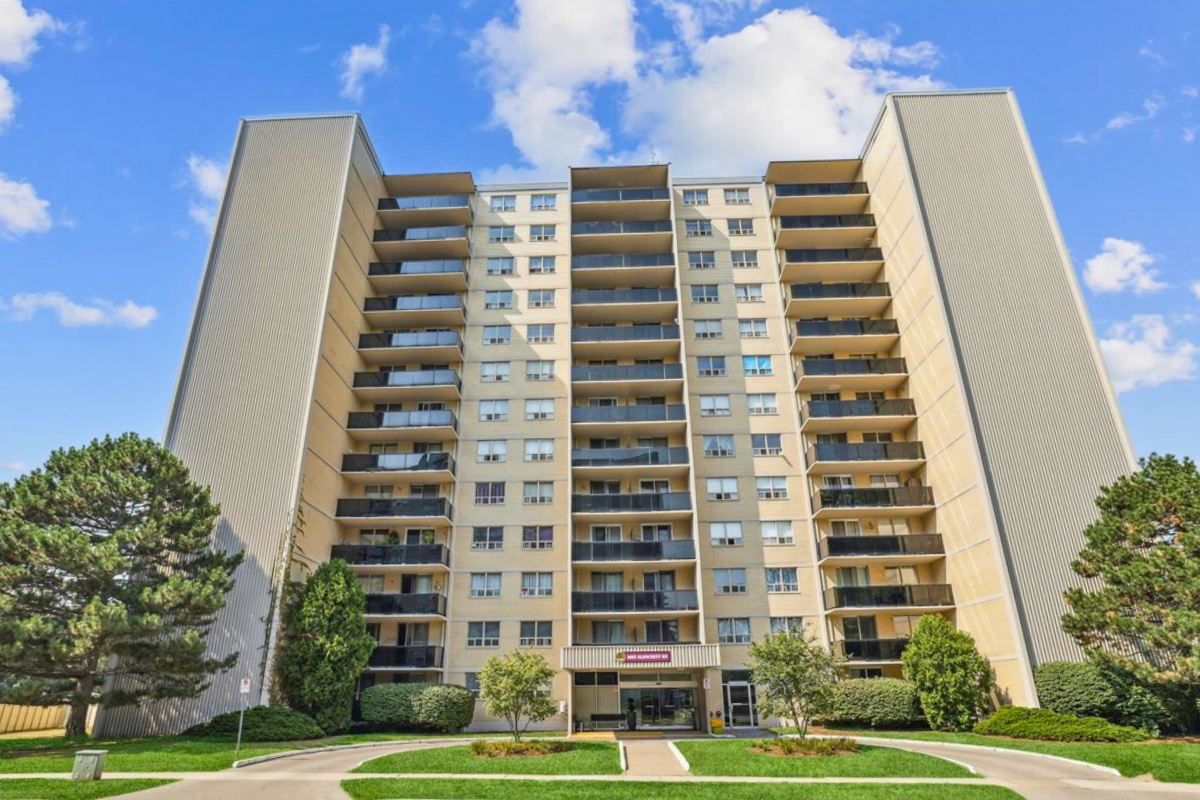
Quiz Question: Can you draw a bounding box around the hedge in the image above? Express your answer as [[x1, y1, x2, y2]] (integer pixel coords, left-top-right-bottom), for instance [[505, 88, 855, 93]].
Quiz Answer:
[[361, 683, 476, 731], [1033, 661, 1177, 734], [360, 683, 426, 726], [815, 678, 919, 728], [183, 705, 325, 741], [973, 706, 1148, 743]]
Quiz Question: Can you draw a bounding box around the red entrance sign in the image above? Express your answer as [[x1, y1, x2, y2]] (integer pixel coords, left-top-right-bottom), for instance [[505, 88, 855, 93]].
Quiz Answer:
[[617, 650, 672, 664]]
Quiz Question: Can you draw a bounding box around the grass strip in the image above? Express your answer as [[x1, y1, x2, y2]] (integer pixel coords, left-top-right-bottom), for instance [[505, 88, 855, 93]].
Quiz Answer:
[[356, 743, 620, 775], [674, 740, 972, 778], [0, 779, 174, 799]]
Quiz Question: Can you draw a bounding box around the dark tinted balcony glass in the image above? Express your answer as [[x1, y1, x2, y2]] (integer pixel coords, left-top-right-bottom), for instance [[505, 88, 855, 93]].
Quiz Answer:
[[358, 331, 463, 350], [572, 540, 696, 562], [368, 645, 444, 668], [368, 260, 467, 278], [363, 295, 463, 313], [572, 220, 672, 236], [790, 282, 890, 300], [331, 544, 450, 566], [571, 492, 692, 513], [571, 364, 684, 383], [778, 214, 875, 229], [571, 404, 686, 424], [571, 447, 688, 468], [571, 252, 675, 270], [341, 452, 455, 474], [571, 188, 670, 203], [795, 320, 899, 338], [572, 324, 680, 343], [825, 584, 953, 609], [364, 593, 448, 616], [572, 590, 699, 612], [798, 358, 907, 378], [374, 226, 467, 243], [818, 534, 944, 560], [803, 399, 915, 421], [783, 248, 884, 264], [378, 195, 470, 211], [347, 410, 457, 431], [336, 498, 453, 520], [353, 369, 461, 390], [808, 442, 925, 464], [833, 639, 908, 661], [774, 182, 868, 198], [572, 288, 677, 305], [813, 486, 934, 510]]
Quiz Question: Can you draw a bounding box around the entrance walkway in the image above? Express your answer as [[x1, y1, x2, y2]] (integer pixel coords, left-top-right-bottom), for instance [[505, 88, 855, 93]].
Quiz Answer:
[[622, 739, 688, 777]]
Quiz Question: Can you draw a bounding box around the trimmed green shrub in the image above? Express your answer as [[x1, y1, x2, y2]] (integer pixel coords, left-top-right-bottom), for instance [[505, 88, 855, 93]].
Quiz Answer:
[[901, 615, 993, 731], [469, 740, 572, 757], [973, 706, 1148, 743], [412, 685, 476, 732], [817, 678, 919, 728], [1034, 661, 1177, 734], [183, 705, 324, 741], [750, 737, 859, 756], [360, 683, 425, 726]]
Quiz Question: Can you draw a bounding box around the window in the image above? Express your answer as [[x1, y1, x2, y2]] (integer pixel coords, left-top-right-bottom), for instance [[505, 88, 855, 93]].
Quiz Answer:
[[870, 474, 903, 488], [688, 251, 716, 269], [480, 361, 510, 382], [710, 521, 743, 547], [691, 285, 719, 304], [694, 320, 722, 339], [747, 393, 778, 415], [520, 572, 553, 597], [757, 476, 788, 500], [646, 619, 679, 643], [697, 356, 726, 377], [766, 567, 799, 593], [731, 250, 758, 268], [703, 435, 735, 458], [485, 290, 513, 309], [830, 520, 863, 536], [477, 440, 507, 462], [743, 355, 772, 376], [752, 434, 783, 456], [685, 219, 714, 238], [470, 573, 502, 598], [522, 526, 553, 550], [528, 289, 555, 308], [718, 618, 752, 643], [682, 189, 708, 206], [526, 360, 554, 381], [489, 225, 516, 243], [490, 195, 516, 212], [531, 193, 556, 211], [529, 224, 556, 242], [707, 477, 739, 501], [527, 324, 555, 343], [739, 319, 768, 338], [892, 615, 922, 638], [524, 439, 554, 461], [520, 620, 553, 647], [486, 257, 515, 275], [771, 616, 804, 635], [523, 481, 554, 505], [479, 399, 509, 422], [525, 398, 554, 420], [699, 394, 732, 417], [467, 621, 500, 647], [762, 520, 794, 545], [529, 256, 556, 274], [483, 325, 511, 345], [885, 566, 919, 586], [728, 218, 754, 236], [714, 568, 748, 594], [464, 672, 481, 695], [475, 482, 505, 505], [472, 526, 503, 550], [736, 283, 764, 302], [724, 188, 751, 205]]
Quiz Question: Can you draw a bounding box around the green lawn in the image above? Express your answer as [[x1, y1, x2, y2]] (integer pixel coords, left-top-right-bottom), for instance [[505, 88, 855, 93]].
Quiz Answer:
[[356, 743, 620, 775], [674, 740, 972, 778], [0, 779, 174, 799], [342, 779, 1020, 800]]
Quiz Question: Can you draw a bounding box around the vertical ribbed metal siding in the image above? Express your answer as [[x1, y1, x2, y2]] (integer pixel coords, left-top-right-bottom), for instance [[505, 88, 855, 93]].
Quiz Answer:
[[100, 116, 357, 735], [892, 92, 1135, 665], [0, 704, 67, 735]]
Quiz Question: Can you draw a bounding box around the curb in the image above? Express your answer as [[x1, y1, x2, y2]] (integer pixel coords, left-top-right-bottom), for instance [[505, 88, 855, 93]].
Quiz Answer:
[[849, 735, 1122, 778], [619, 743, 628, 773], [666, 741, 691, 773]]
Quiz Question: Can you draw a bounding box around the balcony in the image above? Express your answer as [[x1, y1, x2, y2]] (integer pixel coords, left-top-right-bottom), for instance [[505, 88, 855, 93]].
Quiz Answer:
[[770, 182, 869, 216], [818, 534, 944, 565], [779, 247, 885, 283], [352, 369, 462, 401], [572, 539, 696, 563], [358, 331, 464, 364], [571, 492, 693, 521], [346, 410, 457, 442], [561, 643, 719, 670], [367, 645, 445, 670], [571, 187, 671, 222], [824, 584, 954, 612], [832, 639, 908, 663], [331, 543, 450, 569], [784, 282, 891, 317], [570, 252, 676, 288], [571, 219, 674, 255], [571, 363, 684, 397], [335, 497, 454, 526], [794, 358, 908, 392], [377, 194, 471, 228], [340, 452, 456, 483], [799, 398, 916, 434], [774, 214, 876, 249], [373, 225, 470, 260], [811, 486, 935, 519], [570, 404, 687, 437], [367, 260, 468, 293], [572, 590, 701, 616], [806, 441, 925, 474], [571, 324, 680, 358], [364, 592, 448, 619], [571, 288, 678, 324], [363, 294, 466, 327], [790, 319, 900, 356], [571, 446, 690, 479]]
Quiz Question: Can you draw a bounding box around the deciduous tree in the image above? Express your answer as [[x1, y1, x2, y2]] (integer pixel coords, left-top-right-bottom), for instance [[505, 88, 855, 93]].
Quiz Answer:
[[901, 614, 992, 731], [747, 631, 837, 738], [477, 650, 556, 742]]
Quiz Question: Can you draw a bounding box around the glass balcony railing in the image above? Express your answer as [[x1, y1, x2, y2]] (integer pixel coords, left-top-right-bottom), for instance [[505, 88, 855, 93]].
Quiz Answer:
[[571, 492, 692, 514], [358, 331, 463, 351], [572, 288, 677, 305], [832, 639, 909, 661], [571, 404, 686, 425], [341, 452, 455, 474], [368, 260, 468, 279], [818, 534, 944, 560], [374, 226, 467, 243], [795, 320, 899, 338], [378, 195, 470, 211], [363, 295, 464, 313], [571, 187, 670, 203], [336, 498, 454, 520], [572, 324, 680, 344], [571, 252, 674, 270], [572, 590, 700, 613], [774, 182, 868, 198], [572, 540, 696, 562], [808, 442, 925, 465], [778, 214, 875, 229], [812, 486, 934, 511], [797, 358, 907, 379], [571, 364, 684, 383], [802, 398, 916, 422], [352, 369, 461, 391], [347, 410, 457, 432], [571, 446, 689, 469], [364, 593, 448, 616], [571, 220, 673, 236], [368, 645, 445, 669], [331, 544, 450, 567], [790, 282, 890, 301], [825, 584, 953, 609]]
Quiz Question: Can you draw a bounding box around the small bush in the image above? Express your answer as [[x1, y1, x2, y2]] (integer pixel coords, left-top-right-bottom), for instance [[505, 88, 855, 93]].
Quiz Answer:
[[360, 683, 425, 727], [973, 707, 1148, 743], [750, 738, 859, 756], [469, 739, 572, 758], [183, 705, 324, 742], [412, 685, 476, 732], [1034, 661, 1176, 735], [817, 679, 919, 728]]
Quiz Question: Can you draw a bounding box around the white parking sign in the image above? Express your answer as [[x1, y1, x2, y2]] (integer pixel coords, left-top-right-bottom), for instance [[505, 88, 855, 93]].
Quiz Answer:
[[240, 678, 251, 694]]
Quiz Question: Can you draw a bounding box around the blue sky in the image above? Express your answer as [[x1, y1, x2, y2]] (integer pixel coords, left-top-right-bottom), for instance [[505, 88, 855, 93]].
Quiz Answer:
[[0, 0, 1198, 478]]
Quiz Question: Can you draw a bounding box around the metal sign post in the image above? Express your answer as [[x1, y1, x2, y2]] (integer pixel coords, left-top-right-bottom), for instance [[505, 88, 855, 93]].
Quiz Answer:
[[235, 678, 252, 755]]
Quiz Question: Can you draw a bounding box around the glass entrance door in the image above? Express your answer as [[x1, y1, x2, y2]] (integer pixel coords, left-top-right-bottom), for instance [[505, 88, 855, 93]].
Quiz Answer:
[[618, 688, 696, 729], [723, 682, 758, 727]]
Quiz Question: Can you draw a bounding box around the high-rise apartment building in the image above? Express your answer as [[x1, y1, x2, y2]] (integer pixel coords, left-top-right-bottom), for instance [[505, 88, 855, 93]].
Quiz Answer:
[[98, 90, 1134, 736]]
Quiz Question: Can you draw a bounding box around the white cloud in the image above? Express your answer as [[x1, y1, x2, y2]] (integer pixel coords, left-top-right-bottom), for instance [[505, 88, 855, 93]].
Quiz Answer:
[[1107, 93, 1166, 130], [339, 24, 390, 102], [1138, 41, 1169, 68], [1182, 85, 1199, 99], [185, 154, 227, 230], [0, 456, 28, 473], [0, 170, 50, 239], [1191, 281, 1200, 300], [1100, 314, 1197, 393], [1083, 238, 1166, 294], [2, 291, 157, 328], [1184, 127, 1197, 144], [0, 0, 62, 67], [1063, 131, 1095, 145]]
